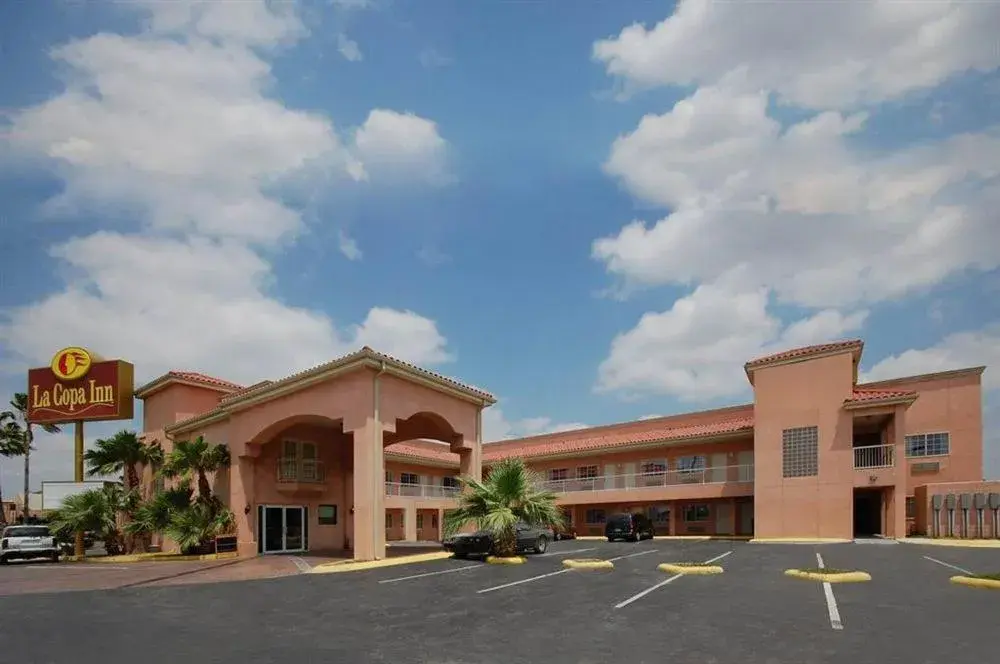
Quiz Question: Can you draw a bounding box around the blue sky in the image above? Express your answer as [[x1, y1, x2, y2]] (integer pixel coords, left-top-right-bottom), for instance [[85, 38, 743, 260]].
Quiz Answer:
[[1, 0, 998, 495]]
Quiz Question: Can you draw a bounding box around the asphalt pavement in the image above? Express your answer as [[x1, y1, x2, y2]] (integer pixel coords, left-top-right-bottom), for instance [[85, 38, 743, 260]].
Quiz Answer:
[[0, 538, 996, 664]]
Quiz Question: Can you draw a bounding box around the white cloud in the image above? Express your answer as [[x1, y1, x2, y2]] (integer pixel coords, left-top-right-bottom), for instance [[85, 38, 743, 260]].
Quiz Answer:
[[352, 109, 452, 184], [0, 0, 456, 391], [337, 33, 363, 62], [0, 424, 118, 499], [597, 283, 868, 401], [337, 230, 363, 260], [482, 405, 588, 443], [593, 79, 1000, 310], [862, 325, 1000, 391], [419, 48, 452, 69], [593, 0, 1000, 110]]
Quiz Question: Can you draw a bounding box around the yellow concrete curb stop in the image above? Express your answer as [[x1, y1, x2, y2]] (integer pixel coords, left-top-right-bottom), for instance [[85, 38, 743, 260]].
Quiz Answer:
[[310, 551, 453, 574], [658, 563, 724, 575], [902, 538, 1000, 549], [562, 558, 614, 570], [486, 556, 526, 565], [950, 575, 1000, 590], [784, 569, 871, 583]]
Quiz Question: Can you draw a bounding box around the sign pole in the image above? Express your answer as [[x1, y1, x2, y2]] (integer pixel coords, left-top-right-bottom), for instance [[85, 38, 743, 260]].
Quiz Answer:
[[74, 420, 85, 558]]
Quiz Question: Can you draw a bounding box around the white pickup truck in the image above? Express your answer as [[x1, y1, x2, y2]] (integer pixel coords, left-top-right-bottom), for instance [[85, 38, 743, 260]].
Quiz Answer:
[[0, 525, 61, 564]]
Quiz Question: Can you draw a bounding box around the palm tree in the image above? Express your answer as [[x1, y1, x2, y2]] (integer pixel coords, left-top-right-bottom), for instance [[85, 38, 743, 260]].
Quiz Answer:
[[84, 430, 162, 493], [165, 500, 236, 555], [443, 457, 565, 558], [125, 486, 193, 542], [47, 484, 132, 556], [160, 436, 231, 502], [0, 393, 61, 520]]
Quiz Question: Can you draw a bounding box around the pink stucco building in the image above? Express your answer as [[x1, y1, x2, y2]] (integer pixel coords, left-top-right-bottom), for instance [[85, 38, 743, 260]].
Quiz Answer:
[[136, 340, 995, 560]]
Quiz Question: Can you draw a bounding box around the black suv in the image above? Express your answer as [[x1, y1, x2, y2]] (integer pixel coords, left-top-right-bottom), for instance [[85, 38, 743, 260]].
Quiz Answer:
[[605, 513, 655, 542]]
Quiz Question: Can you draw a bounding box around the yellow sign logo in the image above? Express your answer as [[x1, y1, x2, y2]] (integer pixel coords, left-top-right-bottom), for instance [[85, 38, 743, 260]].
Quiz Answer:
[[50, 347, 92, 382]]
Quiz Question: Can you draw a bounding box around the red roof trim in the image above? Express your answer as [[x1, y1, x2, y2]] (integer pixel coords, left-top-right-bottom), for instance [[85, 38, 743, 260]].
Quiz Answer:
[[746, 339, 863, 369]]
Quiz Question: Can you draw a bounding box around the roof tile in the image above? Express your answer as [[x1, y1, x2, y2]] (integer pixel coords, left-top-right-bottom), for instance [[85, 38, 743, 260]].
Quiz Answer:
[[845, 388, 917, 404], [746, 339, 863, 369]]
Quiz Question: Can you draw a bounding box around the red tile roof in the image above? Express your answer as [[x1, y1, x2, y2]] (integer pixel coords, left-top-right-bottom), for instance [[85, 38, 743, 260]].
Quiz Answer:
[[745, 339, 863, 369], [845, 388, 917, 405], [385, 441, 460, 466], [168, 371, 244, 391], [484, 411, 755, 462]]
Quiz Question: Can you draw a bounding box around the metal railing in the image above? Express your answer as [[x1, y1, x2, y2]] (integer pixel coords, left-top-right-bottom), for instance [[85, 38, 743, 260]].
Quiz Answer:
[[277, 459, 325, 483], [385, 482, 461, 498], [853, 444, 894, 469], [538, 464, 754, 494]]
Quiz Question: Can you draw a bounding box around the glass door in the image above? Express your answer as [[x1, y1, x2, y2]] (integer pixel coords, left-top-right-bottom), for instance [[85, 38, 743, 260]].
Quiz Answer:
[[259, 505, 308, 554]]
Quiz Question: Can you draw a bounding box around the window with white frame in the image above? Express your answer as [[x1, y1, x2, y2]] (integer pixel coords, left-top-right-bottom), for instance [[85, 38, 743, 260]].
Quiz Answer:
[[905, 432, 950, 458], [416, 514, 424, 529], [547, 468, 569, 481], [280, 440, 317, 480], [400, 472, 419, 485], [442, 476, 460, 489], [640, 460, 667, 474], [576, 465, 599, 479], [585, 508, 606, 524], [676, 456, 706, 472], [385, 470, 393, 483], [782, 426, 819, 478]]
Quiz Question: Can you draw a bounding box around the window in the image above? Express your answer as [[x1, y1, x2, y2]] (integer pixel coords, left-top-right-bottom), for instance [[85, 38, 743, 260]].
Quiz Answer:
[[385, 471, 393, 483], [385, 513, 392, 528], [442, 476, 460, 489], [282, 440, 316, 460], [684, 504, 710, 522], [432, 513, 438, 528], [649, 505, 670, 524], [416, 514, 424, 529], [676, 456, 707, 472], [576, 465, 598, 479], [641, 460, 667, 474], [782, 426, 819, 478], [560, 506, 574, 526], [905, 432, 950, 457], [547, 468, 569, 481], [905, 497, 916, 519], [400, 473, 419, 485], [318, 505, 337, 525], [585, 508, 606, 524]]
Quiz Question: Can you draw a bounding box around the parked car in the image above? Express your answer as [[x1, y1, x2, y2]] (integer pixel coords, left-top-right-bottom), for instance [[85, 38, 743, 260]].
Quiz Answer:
[[0, 525, 61, 564], [551, 521, 577, 540], [605, 512, 655, 542], [443, 522, 551, 558]]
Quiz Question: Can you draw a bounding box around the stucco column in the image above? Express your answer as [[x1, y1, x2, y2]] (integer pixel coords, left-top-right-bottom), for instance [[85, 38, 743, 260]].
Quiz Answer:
[[351, 419, 385, 561], [404, 504, 418, 541], [231, 454, 256, 557], [890, 406, 908, 539], [437, 508, 445, 540]]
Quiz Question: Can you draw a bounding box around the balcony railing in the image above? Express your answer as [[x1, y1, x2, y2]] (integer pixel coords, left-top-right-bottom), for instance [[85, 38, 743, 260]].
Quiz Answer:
[[277, 459, 325, 483], [853, 444, 895, 469], [538, 464, 754, 494], [385, 482, 461, 498]]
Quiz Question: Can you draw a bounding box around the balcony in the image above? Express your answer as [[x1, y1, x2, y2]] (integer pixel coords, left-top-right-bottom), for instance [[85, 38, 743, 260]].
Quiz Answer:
[[385, 481, 461, 499], [853, 444, 894, 470], [538, 464, 754, 495], [276, 459, 325, 492]]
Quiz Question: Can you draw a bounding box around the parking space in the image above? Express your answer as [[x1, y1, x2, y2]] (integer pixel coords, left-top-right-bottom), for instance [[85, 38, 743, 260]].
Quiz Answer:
[[0, 539, 995, 663]]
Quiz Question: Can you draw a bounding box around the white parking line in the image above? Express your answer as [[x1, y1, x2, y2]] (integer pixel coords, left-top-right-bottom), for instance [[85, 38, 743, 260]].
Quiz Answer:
[[538, 547, 595, 558], [477, 548, 660, 594], [816, 552, 843, 631], [379, 564, 482, 584], [923, 555, 973, 576], [613, 550, 731, 609], [289, 557, 312, 573]]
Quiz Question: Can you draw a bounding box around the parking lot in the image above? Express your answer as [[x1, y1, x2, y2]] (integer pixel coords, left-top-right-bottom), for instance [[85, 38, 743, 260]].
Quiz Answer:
[[0, 538, 996, 663]]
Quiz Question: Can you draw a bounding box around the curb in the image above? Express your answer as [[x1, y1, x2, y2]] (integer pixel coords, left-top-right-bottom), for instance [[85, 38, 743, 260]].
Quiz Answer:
[[68, 551, 241, 564], [658, 563, 724, 575], [784, 569, 871, 583], [486, 556, 526, 565], [901, 538, 1000, 549], [563, 558, 614, 570], [752, 538, 852, 544], [310, 551, 453, 574], [950, 575, 1000, 590]]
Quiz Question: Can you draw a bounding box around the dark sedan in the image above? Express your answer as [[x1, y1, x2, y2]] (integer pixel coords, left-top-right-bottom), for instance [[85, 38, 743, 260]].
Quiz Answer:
[[443, 522, 551, 558]]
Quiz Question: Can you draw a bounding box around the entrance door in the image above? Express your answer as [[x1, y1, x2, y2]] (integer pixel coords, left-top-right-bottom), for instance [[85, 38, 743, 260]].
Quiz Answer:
[[853, 490, 882, 537], [258, 505, 308, 554], [715, 502, 734, 535]]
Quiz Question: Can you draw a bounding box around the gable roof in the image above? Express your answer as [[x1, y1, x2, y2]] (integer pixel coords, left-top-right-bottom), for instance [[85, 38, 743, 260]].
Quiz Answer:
[[135, 371, 244, 399], [744, 339, 864, 384]]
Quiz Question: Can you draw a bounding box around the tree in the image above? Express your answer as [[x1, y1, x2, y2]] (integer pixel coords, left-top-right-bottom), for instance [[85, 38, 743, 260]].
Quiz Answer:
[[160, 436, 231, 502], [443, 457, 565, 558], [46, 484, 133, 556], [0, 393, 61, 521], [84, 430, 162, 493], [0, 421, 26, 526]]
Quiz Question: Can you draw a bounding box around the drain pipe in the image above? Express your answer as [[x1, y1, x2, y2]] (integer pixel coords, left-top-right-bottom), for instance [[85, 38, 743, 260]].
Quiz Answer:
[[373, 360, 387, 559]]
